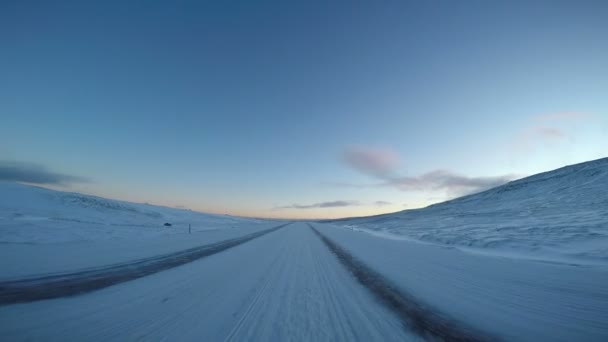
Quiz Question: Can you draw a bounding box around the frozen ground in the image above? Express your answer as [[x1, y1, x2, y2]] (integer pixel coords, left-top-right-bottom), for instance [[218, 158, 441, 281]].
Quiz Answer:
[[1, 222, 606, 341], [331, 157, 608, 265], [1, 158, 607, 341], [313, 222, 608, 341]]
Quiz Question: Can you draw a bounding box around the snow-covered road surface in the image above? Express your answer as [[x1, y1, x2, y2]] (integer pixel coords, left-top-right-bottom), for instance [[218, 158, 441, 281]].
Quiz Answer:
[[314, 222, 608, 341], [0, 223, 289, 305], [310, 225, 492, 342], [3, 160, 607, 341], [2, 222, 606, 341], [0, 223, 422, 341]]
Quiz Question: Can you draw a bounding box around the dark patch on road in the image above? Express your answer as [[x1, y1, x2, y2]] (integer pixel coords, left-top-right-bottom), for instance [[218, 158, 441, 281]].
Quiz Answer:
[[309, 223, 497, 342], [0, 223, 291, 306]]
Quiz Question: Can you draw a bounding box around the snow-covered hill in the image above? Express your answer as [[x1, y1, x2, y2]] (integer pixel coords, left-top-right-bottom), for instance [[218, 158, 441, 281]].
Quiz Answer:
[[332, 157, 608, 265], [0, 182, 267, 244]]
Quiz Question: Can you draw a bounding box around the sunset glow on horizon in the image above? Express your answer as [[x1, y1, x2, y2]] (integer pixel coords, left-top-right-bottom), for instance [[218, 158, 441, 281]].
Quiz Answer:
[[1, 1, 607, 219]]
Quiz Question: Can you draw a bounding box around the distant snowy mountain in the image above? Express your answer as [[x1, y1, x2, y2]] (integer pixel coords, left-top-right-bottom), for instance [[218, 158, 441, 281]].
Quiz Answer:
[[0, 182, 266, 243], [332, 157, 608, 265]]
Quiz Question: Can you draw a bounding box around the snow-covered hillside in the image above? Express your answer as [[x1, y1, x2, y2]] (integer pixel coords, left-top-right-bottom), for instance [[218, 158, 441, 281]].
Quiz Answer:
[[0, 182, 267, 244], [332, 157, 608, 265]]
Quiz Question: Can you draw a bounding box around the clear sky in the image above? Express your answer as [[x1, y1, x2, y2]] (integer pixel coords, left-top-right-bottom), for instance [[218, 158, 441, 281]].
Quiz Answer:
[[1, 1, 607, 219]]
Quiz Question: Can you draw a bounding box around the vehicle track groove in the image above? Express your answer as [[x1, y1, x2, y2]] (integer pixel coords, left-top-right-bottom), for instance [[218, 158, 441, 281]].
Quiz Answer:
[[309, 223, 497, 342]]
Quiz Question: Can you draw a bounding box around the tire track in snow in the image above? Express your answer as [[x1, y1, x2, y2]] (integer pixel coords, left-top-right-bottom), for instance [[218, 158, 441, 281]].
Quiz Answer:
[[309, 224, 497, 342], [0, 223, 291, 306], [220, 224, 412, 341], [222, 243, 285, 342]]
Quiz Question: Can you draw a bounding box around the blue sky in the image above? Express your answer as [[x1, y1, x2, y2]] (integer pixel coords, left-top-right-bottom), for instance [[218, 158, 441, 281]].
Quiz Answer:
[[1, 1, 607, 218]]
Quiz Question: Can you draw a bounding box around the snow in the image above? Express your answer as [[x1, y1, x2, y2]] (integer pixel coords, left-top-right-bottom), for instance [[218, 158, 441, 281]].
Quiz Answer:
[[0, 224, 418, 341], [313, 222, 608, 341], [0, 182, 278, 278], [0, 226, 280, 279], [1, 158, 608, 340], [0, 182, 268, 244], [330, 157, 608, 266]]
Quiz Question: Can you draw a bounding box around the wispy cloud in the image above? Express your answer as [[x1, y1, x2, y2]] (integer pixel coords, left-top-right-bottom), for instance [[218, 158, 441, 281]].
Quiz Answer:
[[342, 146, 399, 178], [513, 112, 595, 151], [320, 181, 377, 188], [337, 147, 517, 196], [0, 161, 87, 185], [386, 170, 517, 196], [513, 126, 566, 153], [276, 200, 360, 210], [374, 200, 392, 206], [275, 200, 394, 210], [532, 127, 566, 139]]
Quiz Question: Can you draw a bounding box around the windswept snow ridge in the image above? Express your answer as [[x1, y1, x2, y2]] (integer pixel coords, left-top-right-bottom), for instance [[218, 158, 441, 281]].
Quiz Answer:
[[332, 157, 608, 265]]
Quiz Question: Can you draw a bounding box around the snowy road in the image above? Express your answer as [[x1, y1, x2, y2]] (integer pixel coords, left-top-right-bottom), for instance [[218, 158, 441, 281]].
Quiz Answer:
[[315, 222, 608, 341], [2, 221, 605, 341], [3, 162, 607, 341], [0, 223, 423, 341], [0, 223, 289, 305]]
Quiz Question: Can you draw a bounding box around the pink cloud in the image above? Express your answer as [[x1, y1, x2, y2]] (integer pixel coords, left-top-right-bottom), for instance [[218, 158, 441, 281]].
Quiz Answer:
[[338, 146, 517, 196], [532, 127, 566, 139], [342, 146, 399, 178], [512, 126, 567, 152], [276, 200, 360, 209], [511, 112, 597, 151]]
